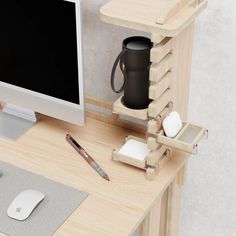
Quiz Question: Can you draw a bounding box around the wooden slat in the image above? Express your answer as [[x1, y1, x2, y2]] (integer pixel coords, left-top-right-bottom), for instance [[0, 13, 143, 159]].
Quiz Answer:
[[175, 122, 190, 139], [157, 133, 191, 153], [86, 96, 113, 110], [86, 110, 146, 134], [112, 150, 146, 170], [147, 145, 168, 166], [150, 54, 173, 82], [156, 106, 171, 122], [149, 72, 172, 100], [148, 119, 160, 135], [147, 105, 170, 135], [148, 89, 172, 118], [113, 96, 148, 120], [147, 136, 160, 151], [85, 96, 146, 134], [112, 135, 148, 170], [151, 37, 174, 63], [151, 34, 165, 44]]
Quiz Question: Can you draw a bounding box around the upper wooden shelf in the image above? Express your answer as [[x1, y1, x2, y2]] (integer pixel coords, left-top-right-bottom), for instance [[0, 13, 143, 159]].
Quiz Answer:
[[100, 0, 208, 37]]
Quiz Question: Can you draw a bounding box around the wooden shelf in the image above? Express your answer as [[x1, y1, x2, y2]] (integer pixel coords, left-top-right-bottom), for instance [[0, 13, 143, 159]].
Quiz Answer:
[[113, 96, 148, 120], [112, 135, 172, 180], [157, 122, 208, 153], [100, 0, 208, 182], [100, 0, 208, 37]]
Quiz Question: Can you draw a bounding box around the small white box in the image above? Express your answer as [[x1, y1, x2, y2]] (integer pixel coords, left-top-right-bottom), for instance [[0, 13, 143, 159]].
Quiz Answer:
[[118, 139, 149, 161]]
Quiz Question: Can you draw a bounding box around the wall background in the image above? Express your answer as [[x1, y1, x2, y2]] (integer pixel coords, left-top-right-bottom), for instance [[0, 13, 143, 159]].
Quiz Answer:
[[180, 0, 236, 235], [82, 0, 147, 103], [82, 0, 236, 235]]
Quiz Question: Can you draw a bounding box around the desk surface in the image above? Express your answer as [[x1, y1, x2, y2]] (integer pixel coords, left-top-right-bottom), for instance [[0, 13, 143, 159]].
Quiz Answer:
[[0, 116, 187, 236]]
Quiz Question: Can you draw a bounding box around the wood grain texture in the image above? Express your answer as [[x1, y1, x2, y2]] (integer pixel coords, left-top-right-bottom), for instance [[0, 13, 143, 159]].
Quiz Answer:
[[113, 150, 146, 170], [170, 22, 194, 119], [86, 110, 146, 135], [113, 96, 148, 120], [177, 164, 187, 186], [148, 120, 160, 135], [86, 98, 146, 135], [156, 0, 190, 25], [159, 189, 169, 236], [151, 34, 165, 44], [141, 196, 162, 236], [147, 145, 168, 166], [86, 96, 113, 110], [156, 122, 206, 153], [0, 116, 188, 236], [149, 72, 172, 100], [148, 89, 172, 118], [165, 178, 182, 236], [100, 0, 208, 37], [150, 54, 173, 83], [112, 136, 147, 170], [147, 137, 160, 151], [151, 37, 174, 63]]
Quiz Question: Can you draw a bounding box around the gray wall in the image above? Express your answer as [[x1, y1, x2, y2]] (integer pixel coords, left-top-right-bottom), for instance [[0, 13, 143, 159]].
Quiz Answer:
[[82, 0, 147, 103], [82, 0, 236, 235], [180, 0, 236, 235]]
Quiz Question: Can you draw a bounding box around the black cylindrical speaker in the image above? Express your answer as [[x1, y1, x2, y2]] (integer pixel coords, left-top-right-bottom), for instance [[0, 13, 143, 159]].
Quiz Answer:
[[111, 36, 153, 109]]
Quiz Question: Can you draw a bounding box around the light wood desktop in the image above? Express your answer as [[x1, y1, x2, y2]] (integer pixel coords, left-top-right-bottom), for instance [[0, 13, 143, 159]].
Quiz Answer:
[[0, 1, 207, 235], [0, 114, 188, 236]]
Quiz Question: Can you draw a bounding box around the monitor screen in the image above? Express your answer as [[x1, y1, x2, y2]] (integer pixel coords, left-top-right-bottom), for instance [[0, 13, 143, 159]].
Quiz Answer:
[[0, 0, 80, 105]]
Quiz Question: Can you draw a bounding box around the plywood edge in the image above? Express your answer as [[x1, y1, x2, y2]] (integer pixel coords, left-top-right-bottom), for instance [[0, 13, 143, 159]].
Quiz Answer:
[[156, 0, 190, 25], [86, 96, 113, 110], [129, 151, 188, 235], [85, 96, 146, 134], [160, 0, 208, 35], [113, 96, 148, 120], [100, 0, 208, 37]]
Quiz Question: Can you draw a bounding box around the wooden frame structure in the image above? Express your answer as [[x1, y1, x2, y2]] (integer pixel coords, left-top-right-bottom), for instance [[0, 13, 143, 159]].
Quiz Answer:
[[0, 1, 208, 235], [100, 0, 208, 181]]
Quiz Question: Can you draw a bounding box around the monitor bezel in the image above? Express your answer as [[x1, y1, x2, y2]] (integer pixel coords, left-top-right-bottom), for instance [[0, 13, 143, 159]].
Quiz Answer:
[[0, 0, 85, 125]]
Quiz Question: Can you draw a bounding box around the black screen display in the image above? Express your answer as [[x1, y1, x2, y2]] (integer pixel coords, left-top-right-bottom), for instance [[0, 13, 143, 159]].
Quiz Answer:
[[0, 0, 80, 104]]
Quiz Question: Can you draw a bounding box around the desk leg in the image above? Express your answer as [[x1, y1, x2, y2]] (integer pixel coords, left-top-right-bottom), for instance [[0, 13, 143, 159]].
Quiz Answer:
[[141, 197, 162, 236], [164, 165, 187, 236], [140, 164, 187, 236]]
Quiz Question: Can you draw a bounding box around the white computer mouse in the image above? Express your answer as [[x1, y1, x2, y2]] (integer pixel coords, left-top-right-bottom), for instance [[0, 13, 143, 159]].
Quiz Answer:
[[7, 190, 45, 221], [163, 111, 183, 138]]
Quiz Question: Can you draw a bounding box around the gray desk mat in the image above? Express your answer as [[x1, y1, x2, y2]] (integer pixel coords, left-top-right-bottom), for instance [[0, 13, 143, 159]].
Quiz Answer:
[[0, 161, 88, 236]]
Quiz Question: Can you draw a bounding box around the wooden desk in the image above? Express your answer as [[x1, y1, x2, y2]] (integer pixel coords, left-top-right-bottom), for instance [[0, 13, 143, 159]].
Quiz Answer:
[[0, 116, 187, 236]]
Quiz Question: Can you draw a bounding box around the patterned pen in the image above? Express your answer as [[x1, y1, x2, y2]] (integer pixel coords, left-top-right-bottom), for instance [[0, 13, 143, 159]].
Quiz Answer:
[[66, 134, 110, 181]]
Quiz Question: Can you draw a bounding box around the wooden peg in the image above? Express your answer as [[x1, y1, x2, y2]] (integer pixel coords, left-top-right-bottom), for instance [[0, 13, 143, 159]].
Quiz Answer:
[[146, 167, 156, 181]]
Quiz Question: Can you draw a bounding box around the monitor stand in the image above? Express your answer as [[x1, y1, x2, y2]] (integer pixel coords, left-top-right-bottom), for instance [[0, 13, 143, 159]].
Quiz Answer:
[[0, 103, 37, 140]]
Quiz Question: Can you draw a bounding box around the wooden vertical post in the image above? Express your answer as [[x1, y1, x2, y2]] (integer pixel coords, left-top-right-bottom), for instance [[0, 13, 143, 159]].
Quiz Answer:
[[159, 189, 169, 236], [141, 196, 162, 236]]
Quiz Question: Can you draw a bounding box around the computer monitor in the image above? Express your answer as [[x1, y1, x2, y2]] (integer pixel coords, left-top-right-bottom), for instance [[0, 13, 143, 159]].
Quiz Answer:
[[0, 0, 85, 140]]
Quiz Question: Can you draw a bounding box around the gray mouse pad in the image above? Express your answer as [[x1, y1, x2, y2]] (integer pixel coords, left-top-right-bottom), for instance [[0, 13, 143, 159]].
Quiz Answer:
[[0, 161, 88, 236]]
